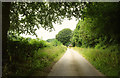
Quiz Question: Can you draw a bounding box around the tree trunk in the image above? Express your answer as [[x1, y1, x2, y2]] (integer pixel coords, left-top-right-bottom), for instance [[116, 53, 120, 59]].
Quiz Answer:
[[2, 2, 11, 66]]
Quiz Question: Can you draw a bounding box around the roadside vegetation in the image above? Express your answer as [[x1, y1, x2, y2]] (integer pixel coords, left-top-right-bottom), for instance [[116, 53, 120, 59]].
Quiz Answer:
[[2, 2, 120, 77], [3, 34, 67, 77], [3, 3, 85, 77], [72, 47, 119, 76], [71, 3, 120, 76]]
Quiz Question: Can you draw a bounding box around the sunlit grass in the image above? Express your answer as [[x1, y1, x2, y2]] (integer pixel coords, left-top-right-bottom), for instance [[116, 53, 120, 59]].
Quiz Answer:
[[7, 45, 67, 76], [4, 36, 67, 76], [29, 45, 67, 76], [72, 47, 119, 76]]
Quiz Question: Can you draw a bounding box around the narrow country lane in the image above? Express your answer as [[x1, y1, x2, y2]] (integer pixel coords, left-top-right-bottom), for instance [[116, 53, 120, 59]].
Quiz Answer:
[[48, 48, 104, 76]]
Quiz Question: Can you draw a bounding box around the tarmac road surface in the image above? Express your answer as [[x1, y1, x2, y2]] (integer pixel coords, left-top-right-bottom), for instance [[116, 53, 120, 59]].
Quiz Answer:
[[48, 48, 104, 76]]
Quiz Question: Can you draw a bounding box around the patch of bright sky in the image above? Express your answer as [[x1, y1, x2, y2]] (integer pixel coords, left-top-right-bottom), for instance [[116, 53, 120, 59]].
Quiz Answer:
[[20, 17, 78, 40]]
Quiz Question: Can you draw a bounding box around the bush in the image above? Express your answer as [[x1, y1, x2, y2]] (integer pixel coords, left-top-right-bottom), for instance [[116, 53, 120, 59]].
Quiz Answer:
[[4, 35, 67, 76], [50, 39, 62, 46]]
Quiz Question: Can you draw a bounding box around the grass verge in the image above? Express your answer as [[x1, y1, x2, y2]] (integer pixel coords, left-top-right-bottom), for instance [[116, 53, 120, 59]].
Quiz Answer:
[[72, 47, 119, 76], [27, 45, 67, 76], [8, 45, 67, 76]]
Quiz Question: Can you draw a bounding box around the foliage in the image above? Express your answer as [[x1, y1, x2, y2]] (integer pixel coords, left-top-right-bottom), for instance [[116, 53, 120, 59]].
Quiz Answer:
[[46, 38, 55, 42], [71, 19, 96, 47], [3, 2, 120, 77], [9, 2, 86, 35], [46, 38, 62, 46], [31, 45, 67, 74], [83, 3, 120, 40], [29, 39, 47, 48], [83, 2, 120, 44], [3, 35, 67, 77], [71, 3, 120, 77], [50, 39, 62, 46], [7, 35, 48, 66], [71, 2, 120, 48], [3, 2, 86, 74], [56, 28, 72, 46], [73, 47, 120, 76]]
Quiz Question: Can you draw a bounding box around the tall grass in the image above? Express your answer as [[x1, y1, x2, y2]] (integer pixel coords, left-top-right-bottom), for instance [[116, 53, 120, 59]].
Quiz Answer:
[[30, 45, 67, 76], [3, 35, 67, 77], [72, 47, 119, 76]]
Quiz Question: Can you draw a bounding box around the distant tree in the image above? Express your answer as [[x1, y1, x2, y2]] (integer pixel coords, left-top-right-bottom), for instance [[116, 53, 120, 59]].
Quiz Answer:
[[2, 2, 86, 57], [56, 28, 72, 46], [2, 2, 86, 66], [46, 38, 55, 42], [51, 39, 62, 46], [46, 39, 62, 46]]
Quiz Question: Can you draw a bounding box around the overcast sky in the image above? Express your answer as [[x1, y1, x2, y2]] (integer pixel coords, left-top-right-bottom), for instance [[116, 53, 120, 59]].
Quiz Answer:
[[20, 17, 78, 40]]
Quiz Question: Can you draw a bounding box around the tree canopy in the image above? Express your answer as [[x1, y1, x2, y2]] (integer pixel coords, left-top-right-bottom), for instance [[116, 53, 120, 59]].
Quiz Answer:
[[8, 2, 86, 36], [71, 2, 120, 48], [56, 28, 72, 46], [2, 2, 86, 65]]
